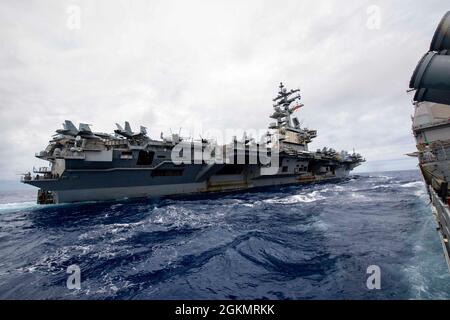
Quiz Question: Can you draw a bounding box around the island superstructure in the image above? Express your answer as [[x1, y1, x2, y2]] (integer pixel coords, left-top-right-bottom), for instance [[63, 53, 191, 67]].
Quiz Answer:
[[22, 83, 364, 204], [408, 12, 450, 270]]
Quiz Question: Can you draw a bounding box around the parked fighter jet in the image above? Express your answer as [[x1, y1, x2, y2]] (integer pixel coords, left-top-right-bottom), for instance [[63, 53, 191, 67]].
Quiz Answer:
[[55, 120, 112, 139], [115, 121, 148, 139]]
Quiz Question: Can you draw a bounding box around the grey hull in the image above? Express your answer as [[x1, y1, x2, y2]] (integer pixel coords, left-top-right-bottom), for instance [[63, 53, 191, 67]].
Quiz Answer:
[[51, 171, 351, 204]]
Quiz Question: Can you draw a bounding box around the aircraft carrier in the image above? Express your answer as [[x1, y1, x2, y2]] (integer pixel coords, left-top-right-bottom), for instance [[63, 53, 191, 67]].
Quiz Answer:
[[22, 83, 364, 204], [409, 12, 450, 270]]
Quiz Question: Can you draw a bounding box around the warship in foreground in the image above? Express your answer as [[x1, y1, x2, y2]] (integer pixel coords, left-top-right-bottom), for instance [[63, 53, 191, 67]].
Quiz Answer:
[[22, 83, 364, 204], [409, 12, 450, 270]]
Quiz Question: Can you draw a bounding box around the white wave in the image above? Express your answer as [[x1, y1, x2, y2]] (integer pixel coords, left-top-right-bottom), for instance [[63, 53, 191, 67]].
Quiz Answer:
[[403, 265, 430, 299], [149, 205, 226, 229], [318, 185, 346, 194], [78, 220, 147, 241], [110, 203, 124, 210], [19, 244, 95, 275], [368, 174, 393, 180], [0, 201, 38, 213], [350, 192, 367, 200], [400, 181, 423, 188], [414, 187, 429, 198], [153, 216, 164, 224], [264, 191, 325, 204], [370, 184, 393, 190]]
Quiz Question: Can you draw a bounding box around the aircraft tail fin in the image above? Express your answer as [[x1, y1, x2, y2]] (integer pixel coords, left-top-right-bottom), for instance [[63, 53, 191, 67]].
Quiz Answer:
[[124, 121, 132, 134], [64, 120, 78, 133], [79, 123, 92, 132]]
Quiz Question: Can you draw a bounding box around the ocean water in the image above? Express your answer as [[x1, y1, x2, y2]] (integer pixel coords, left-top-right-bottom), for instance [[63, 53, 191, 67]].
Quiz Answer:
[[0, 169, 450, 300]]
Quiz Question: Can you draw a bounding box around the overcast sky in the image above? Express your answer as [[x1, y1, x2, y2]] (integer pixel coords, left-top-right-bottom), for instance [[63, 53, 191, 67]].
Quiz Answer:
[[0, 0, 448, 180]]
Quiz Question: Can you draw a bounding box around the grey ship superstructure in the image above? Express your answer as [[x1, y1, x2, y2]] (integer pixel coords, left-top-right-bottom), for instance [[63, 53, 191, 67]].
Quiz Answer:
[[409, 12, 450, 270], [22, 83, 364, 204]]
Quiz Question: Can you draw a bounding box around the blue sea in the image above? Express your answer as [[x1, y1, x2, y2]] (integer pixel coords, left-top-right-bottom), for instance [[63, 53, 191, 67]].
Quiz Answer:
[[0, 169, 450, 300]]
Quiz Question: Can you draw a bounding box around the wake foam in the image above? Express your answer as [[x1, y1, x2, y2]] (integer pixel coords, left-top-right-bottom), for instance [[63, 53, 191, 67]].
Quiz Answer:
[[401, 181, 424, 188], [264, 191, 325, 204], [0, 201, 38, 213]]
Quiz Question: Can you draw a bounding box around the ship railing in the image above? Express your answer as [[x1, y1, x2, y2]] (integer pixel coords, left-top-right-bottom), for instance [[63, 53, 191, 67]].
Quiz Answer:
[[35, 150, 86, 159], [33, 166, 51, 174], [35, 151, 49, 158], [21, 172, 60, 182], [105, 139, 127, 146], [60, 151, 85, 159], [421, 141, 450, 162], [21, 173, 32, 182], [413, 118, 450, 131]]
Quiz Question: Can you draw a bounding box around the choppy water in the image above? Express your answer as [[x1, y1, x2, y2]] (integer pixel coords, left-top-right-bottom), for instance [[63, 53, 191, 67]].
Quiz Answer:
[[0, 170, 450, 299]]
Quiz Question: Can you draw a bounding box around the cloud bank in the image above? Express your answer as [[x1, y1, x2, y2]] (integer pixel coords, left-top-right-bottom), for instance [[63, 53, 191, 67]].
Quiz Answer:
[[0, 0, 448, 179]]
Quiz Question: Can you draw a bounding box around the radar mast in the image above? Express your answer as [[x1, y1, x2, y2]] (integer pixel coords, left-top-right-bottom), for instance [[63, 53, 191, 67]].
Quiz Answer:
[[270, 82, 303, 129]]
